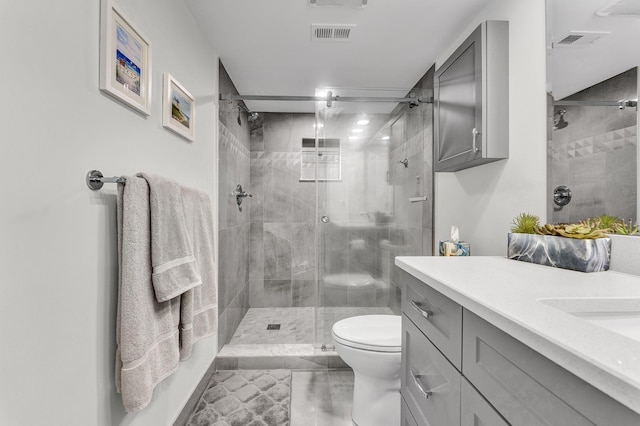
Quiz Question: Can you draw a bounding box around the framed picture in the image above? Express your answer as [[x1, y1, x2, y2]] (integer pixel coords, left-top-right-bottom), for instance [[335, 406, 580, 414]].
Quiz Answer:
[[99, 0, 151, 115], [163, 73, 195, 141]]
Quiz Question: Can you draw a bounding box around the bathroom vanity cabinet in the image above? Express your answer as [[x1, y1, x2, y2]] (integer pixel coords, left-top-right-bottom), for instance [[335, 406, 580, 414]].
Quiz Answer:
[[398, 263, 640, 426], [434, 20, 509, 172]]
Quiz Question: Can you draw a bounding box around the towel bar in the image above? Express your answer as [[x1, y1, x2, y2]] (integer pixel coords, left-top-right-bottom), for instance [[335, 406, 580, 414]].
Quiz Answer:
[[86, 170, 126, 190]]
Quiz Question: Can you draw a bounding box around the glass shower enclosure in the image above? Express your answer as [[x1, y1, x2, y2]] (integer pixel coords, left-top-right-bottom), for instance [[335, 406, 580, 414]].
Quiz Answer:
[[313, 88, 433, 348]]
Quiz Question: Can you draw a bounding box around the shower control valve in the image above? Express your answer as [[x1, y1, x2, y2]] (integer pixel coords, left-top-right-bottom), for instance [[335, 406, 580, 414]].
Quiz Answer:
[[232, 184, 252, 211]]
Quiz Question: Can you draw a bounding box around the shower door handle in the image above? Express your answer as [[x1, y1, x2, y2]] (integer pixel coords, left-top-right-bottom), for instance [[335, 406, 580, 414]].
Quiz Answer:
[[321, 215, 330, 224], [472, 128, 480, 153]]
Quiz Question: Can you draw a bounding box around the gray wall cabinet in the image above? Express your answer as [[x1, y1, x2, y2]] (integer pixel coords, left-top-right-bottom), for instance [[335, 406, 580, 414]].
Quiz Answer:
[[434, 20, 509, 172]]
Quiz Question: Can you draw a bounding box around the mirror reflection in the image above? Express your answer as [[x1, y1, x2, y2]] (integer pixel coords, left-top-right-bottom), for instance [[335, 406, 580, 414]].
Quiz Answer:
[[547, 0, 639, 225]]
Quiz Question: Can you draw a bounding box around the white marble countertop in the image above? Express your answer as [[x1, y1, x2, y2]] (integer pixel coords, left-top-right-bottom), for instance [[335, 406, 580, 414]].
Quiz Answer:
[[395, 256, 640, 415]]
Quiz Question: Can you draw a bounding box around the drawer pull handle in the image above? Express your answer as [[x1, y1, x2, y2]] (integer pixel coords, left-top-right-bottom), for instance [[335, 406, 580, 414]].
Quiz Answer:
[[410, 300, 433, 319], [411, 370, 433, 399]]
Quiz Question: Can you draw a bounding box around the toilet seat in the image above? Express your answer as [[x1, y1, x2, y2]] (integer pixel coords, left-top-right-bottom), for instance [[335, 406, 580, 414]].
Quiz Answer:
[[332, 315, 401, 353]]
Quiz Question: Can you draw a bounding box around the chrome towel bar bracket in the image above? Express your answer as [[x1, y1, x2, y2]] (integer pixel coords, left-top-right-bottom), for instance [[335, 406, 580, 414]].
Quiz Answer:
[[86, 170, 126, 190]]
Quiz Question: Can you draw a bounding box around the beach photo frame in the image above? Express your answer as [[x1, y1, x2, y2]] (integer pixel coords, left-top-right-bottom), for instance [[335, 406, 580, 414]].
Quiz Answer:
[[99, 0, 151, 115], [162, 73, 195, 141]]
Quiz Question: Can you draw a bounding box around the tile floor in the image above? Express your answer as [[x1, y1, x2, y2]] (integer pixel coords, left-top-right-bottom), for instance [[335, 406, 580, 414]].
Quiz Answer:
[[290, 370, 354, 426], [229, 307, 395, 346]]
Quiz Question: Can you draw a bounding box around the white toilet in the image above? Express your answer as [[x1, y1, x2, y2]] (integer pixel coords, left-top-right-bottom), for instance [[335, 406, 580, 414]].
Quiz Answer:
[[332, 314, 402, 426]]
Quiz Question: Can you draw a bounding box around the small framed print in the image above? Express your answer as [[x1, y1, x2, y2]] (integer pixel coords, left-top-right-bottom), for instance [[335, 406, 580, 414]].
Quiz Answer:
[[163, 73, 195, 141], [99, 0, 151, 115]]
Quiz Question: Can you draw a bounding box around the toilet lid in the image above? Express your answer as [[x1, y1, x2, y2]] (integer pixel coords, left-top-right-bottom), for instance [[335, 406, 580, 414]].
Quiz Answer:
[[323, 274, 377, 289], [332, 315, 402, 352]]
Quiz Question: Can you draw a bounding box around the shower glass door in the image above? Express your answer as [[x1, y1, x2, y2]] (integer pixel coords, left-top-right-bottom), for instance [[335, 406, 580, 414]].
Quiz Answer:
[[313, 88, 433, 348]]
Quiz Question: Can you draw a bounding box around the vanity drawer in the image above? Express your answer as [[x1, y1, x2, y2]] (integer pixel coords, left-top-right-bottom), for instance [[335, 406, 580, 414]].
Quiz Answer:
[[462, 309, 640, 426], [401, 270, 462, 369], [401, 315, 461, 426], [461, 377, 509, 426], [401, 397, 419, 426]]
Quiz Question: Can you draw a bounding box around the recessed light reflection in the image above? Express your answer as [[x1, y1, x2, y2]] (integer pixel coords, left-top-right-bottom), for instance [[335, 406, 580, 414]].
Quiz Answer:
[[352, 128, 364, 133], [381, 136, 390, 140], [357, 119, 369, 126], [314, 123, 324, 128]]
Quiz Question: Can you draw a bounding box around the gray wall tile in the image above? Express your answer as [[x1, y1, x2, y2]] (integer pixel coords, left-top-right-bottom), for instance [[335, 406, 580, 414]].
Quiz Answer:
[[249, 222, 264, 280], [264, 223, 292, 280], [292, 280, 316, 307], [264, 280, 293, 307]]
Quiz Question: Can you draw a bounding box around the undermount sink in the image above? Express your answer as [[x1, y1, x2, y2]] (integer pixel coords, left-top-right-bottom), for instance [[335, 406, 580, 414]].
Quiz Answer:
[[539, 297, 640, 343]]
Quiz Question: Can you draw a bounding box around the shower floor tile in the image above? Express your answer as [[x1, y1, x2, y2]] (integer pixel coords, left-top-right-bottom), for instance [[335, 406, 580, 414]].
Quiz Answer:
[[228, 307, 394, 345]]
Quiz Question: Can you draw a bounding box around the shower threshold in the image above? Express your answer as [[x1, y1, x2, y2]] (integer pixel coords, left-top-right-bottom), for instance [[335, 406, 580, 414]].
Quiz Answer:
[[215, 307, 393, 370]]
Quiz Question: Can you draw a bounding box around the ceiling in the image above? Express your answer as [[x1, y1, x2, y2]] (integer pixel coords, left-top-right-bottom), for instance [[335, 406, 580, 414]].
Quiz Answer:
[[550, 0, 640, 100], [185, 0, 490, 112]]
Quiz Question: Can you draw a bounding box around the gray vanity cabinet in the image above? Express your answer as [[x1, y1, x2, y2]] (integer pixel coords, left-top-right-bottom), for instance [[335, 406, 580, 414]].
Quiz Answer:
[[402, 317, 461, 426], [400, 270, 640, 426], [460, 378, 509, 426], [463, 310, 640, 426], [434, 20, 509, 172], [401, 399, 419, 426]]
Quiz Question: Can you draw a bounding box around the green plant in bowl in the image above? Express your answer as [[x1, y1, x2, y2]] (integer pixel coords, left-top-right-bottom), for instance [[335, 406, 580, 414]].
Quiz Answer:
[[511, 213, 540, 234]]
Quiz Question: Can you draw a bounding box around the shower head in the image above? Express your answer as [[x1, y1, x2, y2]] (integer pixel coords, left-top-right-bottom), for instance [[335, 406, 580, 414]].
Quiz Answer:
[[237, 103, 259, 124], [553, 109, 568, 130]]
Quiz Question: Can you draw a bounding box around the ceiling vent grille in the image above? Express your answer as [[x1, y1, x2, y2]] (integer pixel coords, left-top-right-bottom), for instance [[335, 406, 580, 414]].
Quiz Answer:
[[310, 0, 368, 7], [554, 31, 610, 48], [311, 24, 356, 41], [596, 0, 640, 17]]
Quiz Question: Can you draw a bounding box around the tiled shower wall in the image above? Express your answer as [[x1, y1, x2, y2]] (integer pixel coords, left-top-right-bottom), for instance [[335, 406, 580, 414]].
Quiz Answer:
[[217, 62, 250, 348], [387, 66, 435, 314], [248, 113, 318, 308], [549, 68, 637, 224]]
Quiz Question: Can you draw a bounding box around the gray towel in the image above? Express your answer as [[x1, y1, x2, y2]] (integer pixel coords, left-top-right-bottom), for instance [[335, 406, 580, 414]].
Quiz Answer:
[[137, 173, 202, 302], [178, 187, 217, 360], [115, 176, 181, 412]]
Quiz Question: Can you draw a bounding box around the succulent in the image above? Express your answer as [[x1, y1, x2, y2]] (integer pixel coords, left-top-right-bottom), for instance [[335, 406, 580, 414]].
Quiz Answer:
[[534, 222, 608, 239], [592, 214, 620, 230], [612, 219, 638, 235], [511, 213, 637, 239], [511, 213, 540, 234]]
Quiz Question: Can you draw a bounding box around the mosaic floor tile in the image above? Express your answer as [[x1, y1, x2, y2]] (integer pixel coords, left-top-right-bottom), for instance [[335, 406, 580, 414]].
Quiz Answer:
[[187, 370, 291, 426]]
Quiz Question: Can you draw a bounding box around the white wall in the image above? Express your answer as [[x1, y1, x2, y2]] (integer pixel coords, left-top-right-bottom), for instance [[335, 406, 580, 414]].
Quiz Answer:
[[434, 0, 548, 255], [0, 1, 219, 425]]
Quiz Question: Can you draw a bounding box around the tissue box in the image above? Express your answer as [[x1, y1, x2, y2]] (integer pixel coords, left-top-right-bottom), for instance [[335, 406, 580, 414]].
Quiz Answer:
[[439, 241, 471, 256]]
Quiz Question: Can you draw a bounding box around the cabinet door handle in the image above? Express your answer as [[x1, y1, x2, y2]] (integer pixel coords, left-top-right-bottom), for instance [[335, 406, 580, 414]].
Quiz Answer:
[[410, 300, 434, 319], [472, 127, 480, 153], [411, 370, 433, 399]]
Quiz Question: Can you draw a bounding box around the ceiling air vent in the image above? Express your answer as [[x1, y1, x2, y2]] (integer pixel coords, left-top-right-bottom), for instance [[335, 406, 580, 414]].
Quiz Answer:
[[554, 31, 610, 48], [310, 0, 368, 7], [311, 24, 356, 41], [596, 0, 640, 17]]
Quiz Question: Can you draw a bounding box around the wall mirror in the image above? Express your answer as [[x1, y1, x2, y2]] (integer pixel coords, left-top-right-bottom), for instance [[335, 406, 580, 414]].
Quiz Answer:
[[546, 0, 639, 225]]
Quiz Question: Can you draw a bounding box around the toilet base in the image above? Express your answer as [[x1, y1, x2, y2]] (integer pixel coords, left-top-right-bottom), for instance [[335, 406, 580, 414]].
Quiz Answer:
[[351, 370, 400, 426]]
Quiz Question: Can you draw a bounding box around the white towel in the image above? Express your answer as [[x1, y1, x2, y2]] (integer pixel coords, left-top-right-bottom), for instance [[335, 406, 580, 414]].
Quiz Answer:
[[178, 187, 217, 360], [115, 176, 181, 412], [137, 173, 202, 303]]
